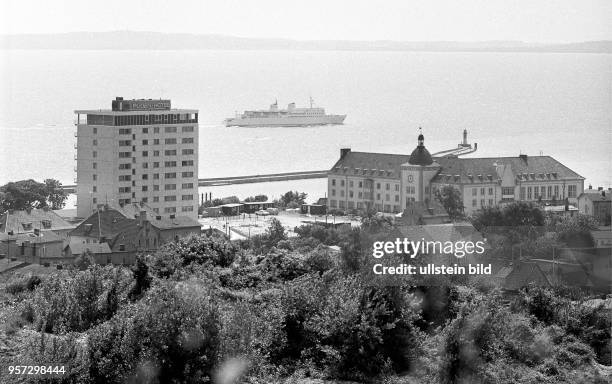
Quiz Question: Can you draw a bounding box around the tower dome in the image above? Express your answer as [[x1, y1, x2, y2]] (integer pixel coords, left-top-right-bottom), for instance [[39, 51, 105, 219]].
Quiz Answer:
[[409, 131, 433, 166]]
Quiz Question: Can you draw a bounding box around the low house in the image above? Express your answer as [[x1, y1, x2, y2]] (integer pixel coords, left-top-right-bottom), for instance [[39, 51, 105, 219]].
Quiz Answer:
[[219, 203, 243, 216], [68, 204, 201, 264], [63, 242, 130, 265], [240, 201, 276, 214], [301, 204, 327, 215], [0, 208, 76, 243], [0, 230, 64, 263], [578, 189, 611, 225]]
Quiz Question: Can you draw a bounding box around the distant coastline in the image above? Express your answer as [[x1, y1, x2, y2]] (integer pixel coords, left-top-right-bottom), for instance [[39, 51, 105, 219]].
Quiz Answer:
[[1, 31, 611, 53]]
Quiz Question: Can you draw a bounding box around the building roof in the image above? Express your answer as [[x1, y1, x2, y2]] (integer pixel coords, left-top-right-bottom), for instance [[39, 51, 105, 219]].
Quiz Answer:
[[408, 134, 434, 166], [578, 192, 611, 202], [66, 242, 112, 256], [493, 262, 552, 290], [0, 230, 63, 245], [330, 152, 583, 184], [0, 208, 76, 234]]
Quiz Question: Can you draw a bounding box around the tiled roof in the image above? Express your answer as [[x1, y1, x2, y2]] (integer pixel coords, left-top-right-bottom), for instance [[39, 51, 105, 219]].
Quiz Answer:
[[69, 208, 136, 238], [65, 242, 111, 255], [107, 202, 201, 230], [494, 262, 552, 290], [329, 152, 411, 180], [0, 231, 63, 244], [0, 208, 76, 234], [578, 192, 611, 202], [329, 152, 584, 184]]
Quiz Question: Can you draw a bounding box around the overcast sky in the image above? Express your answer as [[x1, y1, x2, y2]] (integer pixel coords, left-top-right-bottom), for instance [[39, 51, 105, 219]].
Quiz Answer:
[[2, 0, 611, 43]]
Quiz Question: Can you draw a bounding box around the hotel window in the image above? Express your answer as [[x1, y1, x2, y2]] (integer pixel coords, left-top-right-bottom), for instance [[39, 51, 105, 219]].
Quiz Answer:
[[165, 184, 176, 190], [165, 138, 177, 145], [119, 187, 131, 193], [182, 171, 194, 177], [164, 195, 176, 202], [182, 183, 194, 189], [93, 186, 97, 192], [472, 188, 477, 196], [119, 175, 131, 181], [339, 201, 346, 209], [164, 161, 177, 167], [154, 139, 160, 145], [349, 180, 353, 187], [142, 186, 148, 192], [385, 194, 390, 201], [386, 183, 390, 191], [119, 140, 131, 146], [153, 151, 160, 156], [142, 128, 148, 134], [480, 199, 485, 206], [182, 126, 194, 132], [143, 162, 149, 169], [395, 184, 399, 192], [472, 199, 477, 207], [181, 160, 194, 166], [153, 162, 159, 168], [142, 151, 148, 157], [164, 207, 177, 213], [568, 185, 577, 198], [480, 188, 485, 195], [93, 162, 98, 169], [165, 172, 176, 179], [488, 187, 493, 195], [547, 186, 553, 198], [93, 174, 97, 181], [93, 139, 97, 146], [119, 128, 131, 135], [93, 127, 97, 134], [182, 195, 194, 200], [541, 187, 546, 199], [395, 195, 399, 202], [182, 137, 194, 144], [92, 151, 97, 158], [358, 191, 363, 199], [153, 196, 160, 202], [534, 186, 539, 197], [331, 179, 336, 186], [182, 149, 194, 155], [527, 187, 532, 199], [376, 183, 381, 190], [153, 173, 160, 180], [118, 163, 130, 170], [154, 127, 160, 134], [502, 187, 514, 195], [331, 189, 336, 196], [340, 179, 345, 187], [119, 152, 131, 158], [377, 193, 381, 200], [165, 126, 177, 133], [358, 181, 363, 188], [153, 185, 160, 191], [93, 198, 97, 204], [520, 187, 525, 200], [349, 191, 354, 198], [164, 150, 177, 156]]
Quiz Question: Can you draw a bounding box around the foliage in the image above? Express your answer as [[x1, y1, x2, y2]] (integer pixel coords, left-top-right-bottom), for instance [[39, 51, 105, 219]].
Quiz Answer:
[[436, 185, 465, 220], [276, 190, 307, 208], [5, 274, 41, 295], [0, 178, 68, 212], [201, 195, 240, 208], [244, 194, 268, 202], [552, 214, 597, 247]]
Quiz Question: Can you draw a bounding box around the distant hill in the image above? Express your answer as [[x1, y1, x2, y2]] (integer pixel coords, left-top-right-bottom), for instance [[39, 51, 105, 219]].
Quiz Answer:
[[1, 31, 611, 53]]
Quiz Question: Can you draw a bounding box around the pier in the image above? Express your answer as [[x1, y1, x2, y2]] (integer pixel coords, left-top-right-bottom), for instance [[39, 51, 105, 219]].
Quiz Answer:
[[61, 170, 329, 192]]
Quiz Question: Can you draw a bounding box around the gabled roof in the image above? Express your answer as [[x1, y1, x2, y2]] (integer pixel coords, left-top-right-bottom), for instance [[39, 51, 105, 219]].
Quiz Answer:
[[0, 208, 76, 234], [578, 192, 611, 202], [69, 208, 136, 239], [65, 242, 112, 255], [107, 202, 200, 230]]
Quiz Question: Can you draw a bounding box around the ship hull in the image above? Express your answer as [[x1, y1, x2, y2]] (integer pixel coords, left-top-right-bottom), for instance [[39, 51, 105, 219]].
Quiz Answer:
[[225, 114, 346, 127]]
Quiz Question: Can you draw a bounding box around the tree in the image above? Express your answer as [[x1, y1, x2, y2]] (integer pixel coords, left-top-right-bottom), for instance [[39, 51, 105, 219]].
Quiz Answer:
[[0, 178, 67, 212], [244, 194, 268, 202], [266, 218, 287, 247], [277, 191, 307, 208], [436, 185, 465, 220]]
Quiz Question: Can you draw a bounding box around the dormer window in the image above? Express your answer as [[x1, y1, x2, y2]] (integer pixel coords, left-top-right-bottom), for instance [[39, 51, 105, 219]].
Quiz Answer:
[[42, 219, 52, 229], [22, 222, 33, 231]]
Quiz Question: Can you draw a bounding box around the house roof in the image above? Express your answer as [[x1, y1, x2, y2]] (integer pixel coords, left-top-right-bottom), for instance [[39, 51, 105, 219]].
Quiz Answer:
[[96, 203, 200, 230], [70, 208, 135, 239], [330, 152, 584, 184], [578, 192, 611, 202], [0, 230, 63, 245], [0, 208, 76, 234], [65, 242, 112, 255], [493, 262, 552, 290]]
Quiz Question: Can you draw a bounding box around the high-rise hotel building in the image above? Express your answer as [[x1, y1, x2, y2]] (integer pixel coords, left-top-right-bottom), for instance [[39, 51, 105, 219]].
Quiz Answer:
[[75, 97, 199, 220]]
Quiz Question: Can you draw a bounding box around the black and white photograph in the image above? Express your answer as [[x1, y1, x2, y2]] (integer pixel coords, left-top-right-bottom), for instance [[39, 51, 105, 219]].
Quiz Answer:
[[0, 1, 611, 383]]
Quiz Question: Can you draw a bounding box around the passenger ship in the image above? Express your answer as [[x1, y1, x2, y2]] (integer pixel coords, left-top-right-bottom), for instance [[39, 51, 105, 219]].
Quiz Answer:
[[224, 98, 346, 127]]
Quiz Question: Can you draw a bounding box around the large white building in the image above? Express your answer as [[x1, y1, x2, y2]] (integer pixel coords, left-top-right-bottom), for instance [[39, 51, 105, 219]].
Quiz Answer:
[[328, 133, 585, 215], [75, 97, 199, 219]]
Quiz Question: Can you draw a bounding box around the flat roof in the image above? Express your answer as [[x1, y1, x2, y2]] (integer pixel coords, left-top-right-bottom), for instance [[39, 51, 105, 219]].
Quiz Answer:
[[74, 109, 198, 115]]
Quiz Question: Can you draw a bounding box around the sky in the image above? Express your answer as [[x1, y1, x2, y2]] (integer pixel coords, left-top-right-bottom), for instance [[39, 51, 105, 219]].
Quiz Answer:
[[1, 0, 611, 43]]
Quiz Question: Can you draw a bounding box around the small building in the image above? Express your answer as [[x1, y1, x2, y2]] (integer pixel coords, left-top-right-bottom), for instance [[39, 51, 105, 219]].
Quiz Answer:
[[63, 242, 134, 265], [578, 189, 611, 226], [543, 204, 579, 217], [219, 203, 244, 216], [301, 204, 327, 215], [0, 230, 64, 263], [591, 228, 612, 249], [240, 201, 276, 214]]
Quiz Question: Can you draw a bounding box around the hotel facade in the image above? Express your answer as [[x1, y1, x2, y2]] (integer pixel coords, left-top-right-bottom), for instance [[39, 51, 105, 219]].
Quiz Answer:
[[75, 97, 199, 219], [328, 134, 584, 215]]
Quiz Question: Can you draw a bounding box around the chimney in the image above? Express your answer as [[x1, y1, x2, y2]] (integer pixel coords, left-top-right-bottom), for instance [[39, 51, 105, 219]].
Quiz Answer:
[[340, 148, 351, 158]]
